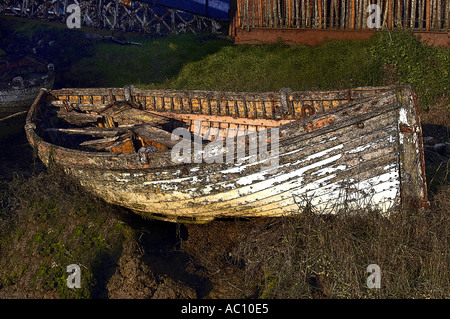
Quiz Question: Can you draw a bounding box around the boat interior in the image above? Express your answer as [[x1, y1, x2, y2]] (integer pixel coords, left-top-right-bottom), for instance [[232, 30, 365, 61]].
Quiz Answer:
[[36, 87, 389, 156]]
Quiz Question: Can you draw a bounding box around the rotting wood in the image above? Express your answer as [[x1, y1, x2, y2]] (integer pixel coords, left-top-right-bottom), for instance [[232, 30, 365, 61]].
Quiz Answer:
[[79, 136, 120, 150], [0, 110, 27, 122], [132, 125, 180, 149], [44, 127, 126, 137], [25, 86, 429, 223], [55, 110, 103, 126]]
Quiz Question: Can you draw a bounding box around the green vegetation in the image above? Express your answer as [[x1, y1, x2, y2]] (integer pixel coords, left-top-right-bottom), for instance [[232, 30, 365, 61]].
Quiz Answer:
[[69, 33, 230, 88], [151, 39, 382, 92], [0, 170, 134, 298], [65, 28, 449, 110], [4, 17, 447, 109], [369, 30, 450, 109]]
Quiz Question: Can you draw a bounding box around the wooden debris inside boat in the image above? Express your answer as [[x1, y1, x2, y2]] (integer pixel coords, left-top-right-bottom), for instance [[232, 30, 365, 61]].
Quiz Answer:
[[25, 85, 429, 223]]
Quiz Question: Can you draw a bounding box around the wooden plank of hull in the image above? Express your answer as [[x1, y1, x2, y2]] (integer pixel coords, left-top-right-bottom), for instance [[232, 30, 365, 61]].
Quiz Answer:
[[25, 86, 429, 222]]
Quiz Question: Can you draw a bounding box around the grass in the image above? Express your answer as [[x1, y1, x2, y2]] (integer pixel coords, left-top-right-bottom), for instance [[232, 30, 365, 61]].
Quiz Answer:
[[149, 39, 382, 92], [0, 170, 135, 298], [67, 32, 383, 92], [232, 184, 449, 298], [69, 33, 231, 88], [64, 27, 449, 111], [4, 16, 447, 109]]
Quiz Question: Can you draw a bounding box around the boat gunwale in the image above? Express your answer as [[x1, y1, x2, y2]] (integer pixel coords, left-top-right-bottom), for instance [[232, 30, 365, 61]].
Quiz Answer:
[[49, 85, 395, 97]]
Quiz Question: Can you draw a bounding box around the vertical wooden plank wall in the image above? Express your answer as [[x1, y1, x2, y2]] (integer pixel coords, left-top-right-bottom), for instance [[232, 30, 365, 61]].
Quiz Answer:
[[235, 0, 449, 30]]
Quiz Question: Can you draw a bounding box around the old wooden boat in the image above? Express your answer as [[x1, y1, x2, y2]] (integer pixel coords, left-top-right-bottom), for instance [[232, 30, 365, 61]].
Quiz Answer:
[[0, 55, 55, 116], [25, 85, 429, 223]]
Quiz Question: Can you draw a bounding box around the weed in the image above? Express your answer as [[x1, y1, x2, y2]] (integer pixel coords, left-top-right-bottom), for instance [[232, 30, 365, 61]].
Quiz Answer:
[[369, 30, 450, 109], [0, 171, 133, 298], [232, 191, 449, 299]]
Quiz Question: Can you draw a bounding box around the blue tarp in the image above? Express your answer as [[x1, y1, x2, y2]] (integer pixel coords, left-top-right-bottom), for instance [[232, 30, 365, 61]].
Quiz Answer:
[[143, 0, 230, 20]]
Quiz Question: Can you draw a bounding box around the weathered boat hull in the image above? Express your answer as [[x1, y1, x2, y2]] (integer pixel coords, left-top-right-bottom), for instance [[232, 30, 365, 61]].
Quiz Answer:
[[0, 78, 54, 113], [0, 56, 55, 116], [25, 86, 429, 223]]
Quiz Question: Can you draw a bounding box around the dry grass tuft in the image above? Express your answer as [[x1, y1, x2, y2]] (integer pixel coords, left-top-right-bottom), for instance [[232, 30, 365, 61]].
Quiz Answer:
[[232, 184, 449, 299]]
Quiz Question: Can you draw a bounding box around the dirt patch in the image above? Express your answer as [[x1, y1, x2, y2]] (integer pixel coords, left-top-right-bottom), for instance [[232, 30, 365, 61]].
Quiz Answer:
[[182, 219, 267, 298], [106, 240, 197, 299]]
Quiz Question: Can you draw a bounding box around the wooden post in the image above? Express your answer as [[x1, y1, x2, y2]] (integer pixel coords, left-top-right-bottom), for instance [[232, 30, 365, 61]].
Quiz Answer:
[[300, 0, 306, 27], [251, 0, 255, 28], [340, 0, 345, 29], [447, 0, 450, 30], [435, 0, 440, 29], [288, 0, 292, 27], [276, 0, 280, 27], [268, 0, 272, 27], [417, 0, 425, 29], [264, 0, 268, 26], [388, 0, 392, 28], [426, 0, 430, 30], [351, 0, 355, 29], [245, 0, 249, 30], [306, 0, 310, 27], [329, 0, 333, 28], [260, 0, 263, 26], [318, 0, 322, 28], [236, 0, 241, 28], [356, 0, 361, 29]]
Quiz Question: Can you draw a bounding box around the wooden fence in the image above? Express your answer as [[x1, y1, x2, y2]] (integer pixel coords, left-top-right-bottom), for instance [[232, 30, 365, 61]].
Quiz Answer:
[[234, 0, 450, 31]]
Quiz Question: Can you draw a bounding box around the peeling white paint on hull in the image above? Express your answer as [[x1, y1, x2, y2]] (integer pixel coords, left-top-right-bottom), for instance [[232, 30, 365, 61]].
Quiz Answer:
[[26, 86, 429, 223], [69, 116, 401, 219]]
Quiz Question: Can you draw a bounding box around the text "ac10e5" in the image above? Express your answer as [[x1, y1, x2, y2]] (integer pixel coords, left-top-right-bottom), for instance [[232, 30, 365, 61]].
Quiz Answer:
[[181, 303, 269, 316]]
